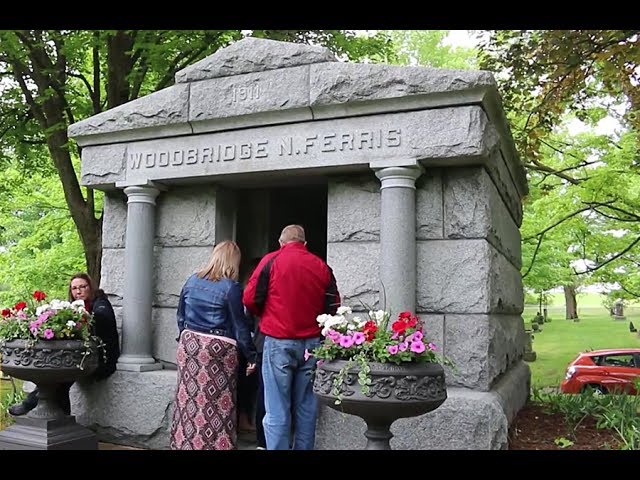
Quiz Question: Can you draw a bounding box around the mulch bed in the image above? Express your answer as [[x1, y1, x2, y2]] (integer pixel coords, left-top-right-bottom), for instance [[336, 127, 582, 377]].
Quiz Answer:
[[509, 402, 621, 450]]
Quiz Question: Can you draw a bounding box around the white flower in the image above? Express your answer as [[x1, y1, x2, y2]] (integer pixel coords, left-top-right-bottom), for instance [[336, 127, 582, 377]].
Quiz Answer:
[[50, 299, 71, 310], [66, 320, 76, 328], [36, 304, 50, 316], [71, 299, 87, 313], [373, 310, 387, 323], [336, 306, 352, 316], [316, 314, 332, 326], [351, 316, 366, 328]]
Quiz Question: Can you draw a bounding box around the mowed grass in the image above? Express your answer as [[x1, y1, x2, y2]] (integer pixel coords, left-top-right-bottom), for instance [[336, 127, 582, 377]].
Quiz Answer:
[[523, 292, 640, 388]]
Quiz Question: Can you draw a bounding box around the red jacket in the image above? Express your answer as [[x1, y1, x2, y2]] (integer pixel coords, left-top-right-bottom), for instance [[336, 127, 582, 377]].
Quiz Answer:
[[243, 242, 340, 339]]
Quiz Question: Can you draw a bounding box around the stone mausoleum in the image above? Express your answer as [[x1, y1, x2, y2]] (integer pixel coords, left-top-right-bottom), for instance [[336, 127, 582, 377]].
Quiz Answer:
[[68, 38, 530, 450]]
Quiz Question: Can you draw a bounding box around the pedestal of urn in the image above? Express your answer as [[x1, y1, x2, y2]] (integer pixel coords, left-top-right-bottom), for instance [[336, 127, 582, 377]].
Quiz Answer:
[[313, 360, 447, 450], [0, 339, 99, 450]]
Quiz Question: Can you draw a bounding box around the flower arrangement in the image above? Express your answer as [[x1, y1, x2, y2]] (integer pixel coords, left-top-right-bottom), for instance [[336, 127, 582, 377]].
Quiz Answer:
[[0, 290, 94, 344], [311, 305, 452, 402]]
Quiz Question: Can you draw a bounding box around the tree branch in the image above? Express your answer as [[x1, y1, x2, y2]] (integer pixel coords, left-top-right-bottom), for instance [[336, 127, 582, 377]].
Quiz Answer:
[[523, 204, 599, 241], [522, 234, 544, 279], [575, 235, 640, 274]]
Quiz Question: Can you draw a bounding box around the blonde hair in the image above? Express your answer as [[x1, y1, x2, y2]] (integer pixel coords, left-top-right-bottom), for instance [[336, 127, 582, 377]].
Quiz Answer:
[[197, 240, 241, 281], [279, 224, 306, 244]]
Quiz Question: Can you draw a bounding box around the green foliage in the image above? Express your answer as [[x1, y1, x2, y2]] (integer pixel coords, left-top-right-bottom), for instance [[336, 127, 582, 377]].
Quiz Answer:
[[533, 383, 640, 450], [384, 30, 478, 69], [554, 437, 574, 448], [480, 30, 640, 297], [0, 378, 25, 431], [0, 163, 86, 303]]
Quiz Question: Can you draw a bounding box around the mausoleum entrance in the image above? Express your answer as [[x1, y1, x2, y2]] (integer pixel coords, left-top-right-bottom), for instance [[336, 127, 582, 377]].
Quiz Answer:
[[236, 182, 328, 269]]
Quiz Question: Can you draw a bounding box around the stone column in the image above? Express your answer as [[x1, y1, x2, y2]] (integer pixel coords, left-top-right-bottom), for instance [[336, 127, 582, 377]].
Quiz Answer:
[[117, 185, 162, 372], [374, 164, 423, 316]]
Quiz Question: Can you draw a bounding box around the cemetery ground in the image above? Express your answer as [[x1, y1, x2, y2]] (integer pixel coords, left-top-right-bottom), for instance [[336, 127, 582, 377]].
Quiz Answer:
[[1, 292, 638, 449]]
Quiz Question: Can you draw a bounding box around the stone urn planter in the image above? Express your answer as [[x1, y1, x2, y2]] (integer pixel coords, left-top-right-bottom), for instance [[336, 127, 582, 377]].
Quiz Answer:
[[313, 360, 447, 449], [0, 339, 99, 450]]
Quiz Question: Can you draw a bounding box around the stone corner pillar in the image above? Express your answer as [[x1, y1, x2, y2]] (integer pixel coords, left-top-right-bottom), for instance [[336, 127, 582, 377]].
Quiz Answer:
[[116, 183, 163, 372], [372, 161, 424, 317]]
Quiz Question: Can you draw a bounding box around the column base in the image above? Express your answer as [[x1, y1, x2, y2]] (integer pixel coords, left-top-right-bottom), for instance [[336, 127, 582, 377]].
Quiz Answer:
[[0, 416, 97, 450], [117, 362, 163, 372]]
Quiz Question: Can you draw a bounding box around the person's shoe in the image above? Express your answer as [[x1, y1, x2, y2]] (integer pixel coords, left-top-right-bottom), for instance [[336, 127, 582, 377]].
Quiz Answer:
[[256, 446, 266, 450], [8, 402, 34, 416]]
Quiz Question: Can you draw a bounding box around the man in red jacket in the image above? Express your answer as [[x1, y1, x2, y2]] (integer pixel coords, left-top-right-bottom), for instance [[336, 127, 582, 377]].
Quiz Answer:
[[243, 224, 340, 450]]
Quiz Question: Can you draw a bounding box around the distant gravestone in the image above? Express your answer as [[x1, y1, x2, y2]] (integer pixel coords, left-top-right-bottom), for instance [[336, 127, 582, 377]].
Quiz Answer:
[[523, 331, 537, 362], [613, 299, 626, 320]]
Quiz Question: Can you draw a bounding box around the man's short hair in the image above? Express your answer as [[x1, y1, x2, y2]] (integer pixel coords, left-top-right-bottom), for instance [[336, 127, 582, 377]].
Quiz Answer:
[[279, 224, 306, 244]]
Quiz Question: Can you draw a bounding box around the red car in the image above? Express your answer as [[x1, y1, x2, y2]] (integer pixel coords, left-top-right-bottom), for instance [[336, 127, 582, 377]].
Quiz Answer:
[[560, 348, 640, 395]]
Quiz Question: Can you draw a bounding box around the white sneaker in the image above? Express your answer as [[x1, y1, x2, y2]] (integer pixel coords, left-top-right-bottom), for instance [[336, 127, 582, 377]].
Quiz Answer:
[[256, 446, 266, 450]]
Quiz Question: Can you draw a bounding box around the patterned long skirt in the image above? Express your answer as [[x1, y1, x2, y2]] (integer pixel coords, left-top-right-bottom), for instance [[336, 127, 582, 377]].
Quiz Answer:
[[170, 330, 239, 450]]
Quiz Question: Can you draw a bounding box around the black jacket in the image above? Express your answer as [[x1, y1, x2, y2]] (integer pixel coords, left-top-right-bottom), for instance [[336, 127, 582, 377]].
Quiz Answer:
[[90, 292, 120, 380]]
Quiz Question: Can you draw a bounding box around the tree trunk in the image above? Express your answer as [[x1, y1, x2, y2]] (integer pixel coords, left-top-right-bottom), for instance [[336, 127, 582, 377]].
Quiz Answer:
[[563, 285, 578, 319]]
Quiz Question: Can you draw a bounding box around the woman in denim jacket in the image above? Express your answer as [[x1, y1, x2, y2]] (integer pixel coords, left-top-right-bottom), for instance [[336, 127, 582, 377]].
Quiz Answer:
[[170, 240, 257, 450]]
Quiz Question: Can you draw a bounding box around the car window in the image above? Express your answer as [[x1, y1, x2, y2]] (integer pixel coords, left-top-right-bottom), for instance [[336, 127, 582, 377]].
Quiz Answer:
[[600, 354, 636, 368]]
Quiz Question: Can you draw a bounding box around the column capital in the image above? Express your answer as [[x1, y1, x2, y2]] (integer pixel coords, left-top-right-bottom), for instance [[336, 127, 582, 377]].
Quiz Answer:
[[374, 165, 424, 190], [123, 185, 160, 205]]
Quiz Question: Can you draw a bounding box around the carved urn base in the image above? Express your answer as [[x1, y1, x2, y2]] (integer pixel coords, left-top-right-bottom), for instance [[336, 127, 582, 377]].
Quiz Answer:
[[0, 339, 99, 450], [313, 360, 447, 450]]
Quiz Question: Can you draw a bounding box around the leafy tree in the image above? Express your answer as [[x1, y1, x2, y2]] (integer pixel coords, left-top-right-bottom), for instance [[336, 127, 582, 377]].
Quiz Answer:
[[384, 30, 478, 69], [479, 30, 640, 314], [0, 163, 86, 304], [0, 30, 395, 286]]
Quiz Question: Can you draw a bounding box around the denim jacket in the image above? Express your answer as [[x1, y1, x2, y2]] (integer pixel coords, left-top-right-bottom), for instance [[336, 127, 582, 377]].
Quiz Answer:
[[176, 274, 257, 364]]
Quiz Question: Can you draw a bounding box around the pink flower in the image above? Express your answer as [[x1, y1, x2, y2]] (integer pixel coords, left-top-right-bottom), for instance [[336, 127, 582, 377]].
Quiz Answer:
[[43, 328, 54, 340], [391, 332, 399, 340], [411, 341, 426, 353], [38, 311, 54, 323], [387, 344, 399, 355], [304, 349, 312, 361], [328, 330, 341, 343], [316, 360, 324, 367], [339, 335, 355, 348], [398, 341, 408, 352], [352, 332, 366, 345], [428, 342, 437, 351], [412, 330, 424, 342]]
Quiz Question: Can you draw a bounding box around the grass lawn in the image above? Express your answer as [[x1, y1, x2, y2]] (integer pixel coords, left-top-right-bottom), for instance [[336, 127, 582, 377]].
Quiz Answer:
[[523, 293, 640, 388]]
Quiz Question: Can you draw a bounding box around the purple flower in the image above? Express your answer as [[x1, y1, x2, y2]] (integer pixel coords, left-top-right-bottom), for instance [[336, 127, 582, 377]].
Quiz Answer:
[[352, 332, 366, 345], [43, 328, 55, 340], [328, 329, 341, 343], [339, 335, 355, 348], [411, 341, 426, 353], [398, 341, 408, 352], [387, 344, 399, 355], [38, 311, 54, 323], [412, 330, 424, 342]]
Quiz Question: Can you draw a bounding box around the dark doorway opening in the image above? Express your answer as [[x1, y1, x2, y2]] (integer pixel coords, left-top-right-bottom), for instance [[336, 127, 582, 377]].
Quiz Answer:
[[236, 184, 328, 277]]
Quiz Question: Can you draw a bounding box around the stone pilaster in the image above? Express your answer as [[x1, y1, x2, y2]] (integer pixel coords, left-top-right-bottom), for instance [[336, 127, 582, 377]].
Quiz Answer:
[[374, 164, 423, 316], [117, 185, 162, 372]]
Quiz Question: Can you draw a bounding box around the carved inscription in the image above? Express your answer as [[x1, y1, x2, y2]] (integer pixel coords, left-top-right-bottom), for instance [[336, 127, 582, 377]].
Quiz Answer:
[[231, 83, 262, 104], [129, 128, 402, 170]]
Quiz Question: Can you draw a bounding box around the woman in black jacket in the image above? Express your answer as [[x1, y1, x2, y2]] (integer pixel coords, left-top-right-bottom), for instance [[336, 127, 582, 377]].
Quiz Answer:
[[7, 272, 120, 416]]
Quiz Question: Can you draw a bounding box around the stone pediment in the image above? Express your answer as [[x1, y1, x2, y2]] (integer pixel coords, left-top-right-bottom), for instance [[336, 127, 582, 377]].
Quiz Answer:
[[175, 37, 338, 83], [68, 37, 527, 198]]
